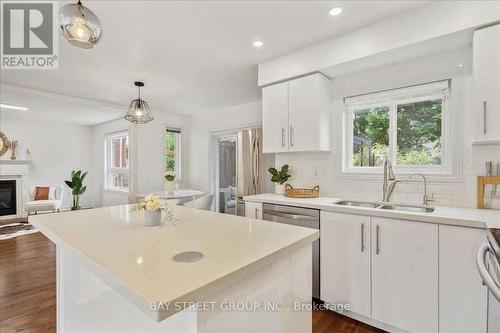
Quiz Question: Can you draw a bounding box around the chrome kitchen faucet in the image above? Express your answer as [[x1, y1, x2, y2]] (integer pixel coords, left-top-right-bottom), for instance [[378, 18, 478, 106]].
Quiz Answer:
[[382, 159, 401, 202]]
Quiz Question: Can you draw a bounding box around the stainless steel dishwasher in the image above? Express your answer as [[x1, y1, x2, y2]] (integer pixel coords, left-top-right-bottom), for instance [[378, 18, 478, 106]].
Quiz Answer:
[[262, 203, 320, 300]]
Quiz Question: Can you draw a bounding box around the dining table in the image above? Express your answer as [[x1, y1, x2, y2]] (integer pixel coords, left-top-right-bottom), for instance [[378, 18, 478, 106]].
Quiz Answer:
[[136, 189, 204, 204]]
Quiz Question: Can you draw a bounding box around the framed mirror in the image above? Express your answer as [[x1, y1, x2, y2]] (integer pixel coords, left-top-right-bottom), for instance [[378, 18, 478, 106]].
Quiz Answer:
[[0, 131, 10, 157]]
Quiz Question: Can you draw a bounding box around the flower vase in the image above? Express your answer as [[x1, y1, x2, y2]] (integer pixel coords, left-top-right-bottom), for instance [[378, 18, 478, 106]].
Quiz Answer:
[[165, 181, 174, 194], [9, 140, 17, 160], [144, 210, 161, 227]]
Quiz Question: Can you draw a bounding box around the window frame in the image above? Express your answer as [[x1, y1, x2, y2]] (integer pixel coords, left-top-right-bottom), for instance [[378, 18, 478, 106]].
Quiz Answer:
[[343, 80, 452, 177], [165, 127, 182, 180], [104, 130, 130, 193]]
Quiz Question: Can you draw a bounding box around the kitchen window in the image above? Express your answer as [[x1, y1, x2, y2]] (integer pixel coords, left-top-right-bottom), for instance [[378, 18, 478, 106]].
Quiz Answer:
[[105, 130, 129, 192], [344, 80, 451, 175], [165, 127, 182, 179]]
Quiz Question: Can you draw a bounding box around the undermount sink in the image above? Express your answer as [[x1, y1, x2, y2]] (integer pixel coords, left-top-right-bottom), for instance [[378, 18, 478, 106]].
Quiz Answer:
[[379, 204, 435, 213], [335, 200, 435, 213], [335, 200, 381, 208]]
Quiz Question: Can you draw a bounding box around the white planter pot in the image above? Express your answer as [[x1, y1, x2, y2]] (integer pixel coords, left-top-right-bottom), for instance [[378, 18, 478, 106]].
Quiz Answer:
[[144, 210, 161, 227], [275, 184, 285, 195]]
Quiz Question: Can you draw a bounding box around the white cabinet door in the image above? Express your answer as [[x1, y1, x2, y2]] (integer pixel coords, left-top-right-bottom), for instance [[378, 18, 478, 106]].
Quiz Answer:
[[439, 225, 487, 333], [473, 24, 500, 142], [262, 82, 289, 153], [320, 212, 371, 317], [288, 74, 331, 152], [371, 217, 438, 333], [245, 201, 262, 219]]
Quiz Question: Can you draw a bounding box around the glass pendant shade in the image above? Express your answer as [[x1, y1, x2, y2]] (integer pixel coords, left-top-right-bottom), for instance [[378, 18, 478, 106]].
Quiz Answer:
[[125, 82, 154, 124], [59, 1, 102, 49]]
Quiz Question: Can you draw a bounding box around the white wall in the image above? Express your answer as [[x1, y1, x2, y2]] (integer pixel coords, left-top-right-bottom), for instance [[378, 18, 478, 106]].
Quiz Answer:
[[0, 113, 94, 209], [187, 101, 275, 194], [91, 118, 132, 207], [275, 48, 500, 208], [91, 112, 190, 207]]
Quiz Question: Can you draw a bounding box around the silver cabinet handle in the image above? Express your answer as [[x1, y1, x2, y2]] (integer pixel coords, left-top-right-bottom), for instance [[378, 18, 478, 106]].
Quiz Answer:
[[281, 128, 285, 148], [361, 223, 365, 252], [255, 207, 259, 218], [483, 101, 487, 134], [289, 126, 294, 147], [376, 224, 380, 255]]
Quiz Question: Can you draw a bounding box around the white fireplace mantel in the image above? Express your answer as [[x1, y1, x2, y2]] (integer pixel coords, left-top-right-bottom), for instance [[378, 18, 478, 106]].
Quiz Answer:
[[0, 159, 32, 175], [0, 159, 31, 219]]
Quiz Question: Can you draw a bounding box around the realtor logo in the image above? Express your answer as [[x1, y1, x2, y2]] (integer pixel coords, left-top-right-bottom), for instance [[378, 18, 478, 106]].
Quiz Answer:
[[1, 1, 58, 69]]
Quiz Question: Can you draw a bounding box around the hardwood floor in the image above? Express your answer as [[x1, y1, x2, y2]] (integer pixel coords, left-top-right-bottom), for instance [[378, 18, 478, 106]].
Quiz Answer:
[[313, 309, 385, 333], [0, 232, 384, 333], [0, 233, 56, 332]]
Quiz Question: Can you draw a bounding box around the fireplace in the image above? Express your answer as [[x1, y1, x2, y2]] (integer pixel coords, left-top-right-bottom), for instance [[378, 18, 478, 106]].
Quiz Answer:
[[0, 180, 17, 216]]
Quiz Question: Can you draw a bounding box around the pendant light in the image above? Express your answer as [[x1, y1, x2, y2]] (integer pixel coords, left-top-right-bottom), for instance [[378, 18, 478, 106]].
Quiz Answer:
[[59, 1, 102, 49], [125, 82, 154, 124]]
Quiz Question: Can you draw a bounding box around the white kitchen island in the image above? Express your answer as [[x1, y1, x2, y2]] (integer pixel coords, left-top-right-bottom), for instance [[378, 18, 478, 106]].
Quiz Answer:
[[30, 205, 318, 333]]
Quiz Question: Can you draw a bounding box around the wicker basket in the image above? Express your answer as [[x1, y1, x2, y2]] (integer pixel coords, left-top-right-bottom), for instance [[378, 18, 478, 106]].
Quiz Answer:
[[284, 184, 320, 198]]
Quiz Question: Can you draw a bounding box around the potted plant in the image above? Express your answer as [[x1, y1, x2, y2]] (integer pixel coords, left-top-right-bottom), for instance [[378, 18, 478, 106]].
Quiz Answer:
[[164, 171, 176, 193], [135, 194, 163, 227], [268, 164, 291, 195], [65, 170, 88, 210]]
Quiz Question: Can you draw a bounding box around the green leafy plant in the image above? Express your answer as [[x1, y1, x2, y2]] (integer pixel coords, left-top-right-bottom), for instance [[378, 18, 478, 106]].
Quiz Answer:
[[268, 165, 291, 185], [65, 170, 88, 210]]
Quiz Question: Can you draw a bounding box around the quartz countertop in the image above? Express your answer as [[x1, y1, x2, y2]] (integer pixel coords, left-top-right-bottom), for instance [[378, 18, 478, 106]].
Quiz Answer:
[[29, 205, 318, 321], [244, 193, 500, 229]]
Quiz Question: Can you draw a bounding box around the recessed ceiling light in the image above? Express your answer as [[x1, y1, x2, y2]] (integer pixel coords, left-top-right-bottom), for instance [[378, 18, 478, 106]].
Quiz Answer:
[[0, 103, 29, 111], [328, 7, 342, 16], [253, 40, 264, 48]]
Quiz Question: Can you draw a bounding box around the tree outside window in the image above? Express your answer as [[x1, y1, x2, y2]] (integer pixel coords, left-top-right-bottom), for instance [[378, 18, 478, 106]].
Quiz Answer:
[[347, 81, 448, 172], [165, 128, 181, 179]]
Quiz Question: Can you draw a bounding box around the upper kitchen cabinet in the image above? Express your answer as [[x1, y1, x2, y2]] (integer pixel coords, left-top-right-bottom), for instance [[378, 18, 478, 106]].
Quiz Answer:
[[473, 24, 500, 144], [262, 73, 331, 153], [262, 81, 289, 153]]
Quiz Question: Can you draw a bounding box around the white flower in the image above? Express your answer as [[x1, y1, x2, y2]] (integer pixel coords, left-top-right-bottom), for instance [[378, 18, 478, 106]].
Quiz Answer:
[[139, 194, 164, 212]]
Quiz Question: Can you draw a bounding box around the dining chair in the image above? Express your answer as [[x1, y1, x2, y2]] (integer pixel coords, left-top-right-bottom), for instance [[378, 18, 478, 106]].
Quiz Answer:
[[128, 194, 139, 204], [184, 194, 214, 211]]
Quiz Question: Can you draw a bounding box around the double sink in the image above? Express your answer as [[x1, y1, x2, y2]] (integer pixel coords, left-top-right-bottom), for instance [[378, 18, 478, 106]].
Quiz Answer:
[[335, 200, 435, 213]]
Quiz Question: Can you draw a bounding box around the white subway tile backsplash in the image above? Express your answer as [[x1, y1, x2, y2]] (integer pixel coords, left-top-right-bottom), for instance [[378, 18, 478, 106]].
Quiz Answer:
[[397, 183, 419, 193], [275, 145, 499, 209], [452, 195, 475, 208], [362, 182, 381, 192], [406, 193, 426, 205], [439, 185, 466, 195]]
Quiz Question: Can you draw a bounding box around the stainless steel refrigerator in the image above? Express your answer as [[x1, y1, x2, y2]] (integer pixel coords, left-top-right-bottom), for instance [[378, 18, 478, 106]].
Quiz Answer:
[[236, 128, 264, 216]]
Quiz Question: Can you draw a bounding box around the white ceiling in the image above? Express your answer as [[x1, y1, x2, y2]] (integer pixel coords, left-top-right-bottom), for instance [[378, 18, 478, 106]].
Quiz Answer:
[[0, 0, 431, 124], [0, 85, 125, 126]]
